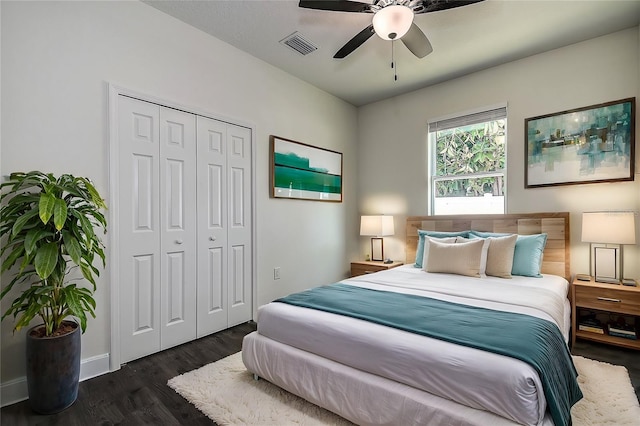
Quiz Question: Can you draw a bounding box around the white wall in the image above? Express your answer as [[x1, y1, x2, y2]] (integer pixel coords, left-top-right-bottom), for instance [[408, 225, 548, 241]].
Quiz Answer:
[[357, 28, 640, 278], [0, 0, 358, 396]]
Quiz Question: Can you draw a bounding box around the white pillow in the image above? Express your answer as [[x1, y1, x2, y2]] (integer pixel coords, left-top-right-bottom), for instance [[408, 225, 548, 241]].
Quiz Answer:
[[421, 236, 457, 269], [484, 234, 518, 278], [456, 236, 490, 277], [425, 238, 485, 278]]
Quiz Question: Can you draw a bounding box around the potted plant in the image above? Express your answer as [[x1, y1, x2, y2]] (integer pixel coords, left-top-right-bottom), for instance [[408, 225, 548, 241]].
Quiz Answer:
[[0, 171, 107, 414]]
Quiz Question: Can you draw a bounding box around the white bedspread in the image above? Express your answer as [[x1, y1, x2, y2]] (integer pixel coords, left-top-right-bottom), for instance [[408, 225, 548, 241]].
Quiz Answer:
[[256, 266, 570, 426]]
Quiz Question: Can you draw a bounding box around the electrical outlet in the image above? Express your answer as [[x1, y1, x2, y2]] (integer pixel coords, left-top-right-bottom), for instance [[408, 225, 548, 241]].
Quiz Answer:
[[274, 267, 281, 280]]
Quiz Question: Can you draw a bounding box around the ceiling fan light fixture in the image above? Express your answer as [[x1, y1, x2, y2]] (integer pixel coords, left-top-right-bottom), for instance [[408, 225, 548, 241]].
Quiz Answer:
[[372, 5, 414, 40]]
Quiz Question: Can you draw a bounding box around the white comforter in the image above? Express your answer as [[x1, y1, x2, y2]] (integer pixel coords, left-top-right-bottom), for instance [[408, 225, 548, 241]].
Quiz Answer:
[[255, 266, 570, 426]]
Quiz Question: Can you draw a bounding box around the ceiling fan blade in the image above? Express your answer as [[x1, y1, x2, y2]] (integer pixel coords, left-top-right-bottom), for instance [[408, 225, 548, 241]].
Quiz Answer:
[[334, 24, 375, 59], [401, 23, 433, 58], [418, 0, 484, 14], [299, 0, 372, 13]]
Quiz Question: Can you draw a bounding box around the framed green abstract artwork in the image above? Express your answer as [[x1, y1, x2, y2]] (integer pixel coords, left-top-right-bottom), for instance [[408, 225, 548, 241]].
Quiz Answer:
[[525, 98, 635, 188], [270, 135, 343, 202]]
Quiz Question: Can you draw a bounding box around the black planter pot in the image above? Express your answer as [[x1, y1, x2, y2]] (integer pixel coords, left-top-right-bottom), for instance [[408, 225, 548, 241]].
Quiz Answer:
[[26, 320, 81, 414]]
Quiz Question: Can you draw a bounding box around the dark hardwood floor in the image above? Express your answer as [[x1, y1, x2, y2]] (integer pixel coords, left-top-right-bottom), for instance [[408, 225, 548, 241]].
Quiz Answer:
[[1, 322, 257, 426], [2, 322, 638, 425]]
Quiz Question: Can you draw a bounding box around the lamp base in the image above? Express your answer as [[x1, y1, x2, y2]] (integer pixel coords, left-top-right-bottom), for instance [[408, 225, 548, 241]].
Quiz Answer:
[[594, 277, 621, 284], [591, 245, 621, 284], [370, 237, 384, 262]]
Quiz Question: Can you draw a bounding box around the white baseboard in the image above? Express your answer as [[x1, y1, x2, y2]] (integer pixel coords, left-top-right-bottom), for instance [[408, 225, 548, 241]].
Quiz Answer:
[[0, 377, 28, 408], [79, 353, 111, 381], [1, 352, 111, 407]]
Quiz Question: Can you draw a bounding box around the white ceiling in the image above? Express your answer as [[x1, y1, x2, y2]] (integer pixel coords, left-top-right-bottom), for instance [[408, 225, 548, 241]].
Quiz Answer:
[[144, 0, 640, 106]]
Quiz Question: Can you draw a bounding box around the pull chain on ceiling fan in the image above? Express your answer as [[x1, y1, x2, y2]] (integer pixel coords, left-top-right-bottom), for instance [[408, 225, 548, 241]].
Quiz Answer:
[[299, 0, 484, 60], [391, 39, 398, 81]]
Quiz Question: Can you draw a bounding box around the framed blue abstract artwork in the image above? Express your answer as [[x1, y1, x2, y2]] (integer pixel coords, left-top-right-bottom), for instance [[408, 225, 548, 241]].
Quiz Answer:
[[270, 135, 343, 202], [525, 98, 635, 188]]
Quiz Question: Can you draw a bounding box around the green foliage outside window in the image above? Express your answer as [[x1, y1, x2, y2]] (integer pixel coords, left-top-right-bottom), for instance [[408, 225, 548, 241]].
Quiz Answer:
[[435, 120, 506, 197]]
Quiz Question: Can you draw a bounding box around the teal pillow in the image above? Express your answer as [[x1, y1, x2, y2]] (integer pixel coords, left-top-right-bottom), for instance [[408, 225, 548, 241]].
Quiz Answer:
[[511, 233, 547, 277], [469, 230, 507, 238], [469, 231, 548, 277], [415, 230, 470, 267]]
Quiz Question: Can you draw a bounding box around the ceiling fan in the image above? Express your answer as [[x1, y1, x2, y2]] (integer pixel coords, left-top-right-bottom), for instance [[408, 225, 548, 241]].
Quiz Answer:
[[299, 0, 484, 59]]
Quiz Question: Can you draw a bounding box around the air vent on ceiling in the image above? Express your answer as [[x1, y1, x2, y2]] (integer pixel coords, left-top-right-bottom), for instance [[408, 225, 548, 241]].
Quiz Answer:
[[280, 32, 318, 56]]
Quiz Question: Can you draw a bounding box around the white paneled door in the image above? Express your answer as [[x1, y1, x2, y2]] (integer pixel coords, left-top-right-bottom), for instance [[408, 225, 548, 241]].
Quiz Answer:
[[196, 117, 228, 336], [118, 96, 162, 363], [159, 107, 197, 350], [196, 117, 253, 337], [225, 124, 253, 328], [117, 95, 252, 363]]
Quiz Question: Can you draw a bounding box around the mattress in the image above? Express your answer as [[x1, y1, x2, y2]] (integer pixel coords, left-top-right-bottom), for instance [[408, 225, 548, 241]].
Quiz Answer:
[[251, 266, 571, 425]]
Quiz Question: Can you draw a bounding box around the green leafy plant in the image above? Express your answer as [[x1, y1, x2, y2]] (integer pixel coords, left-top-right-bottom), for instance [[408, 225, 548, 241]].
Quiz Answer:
[[0, 171, 107, 336], [435, 120, 506, 197]]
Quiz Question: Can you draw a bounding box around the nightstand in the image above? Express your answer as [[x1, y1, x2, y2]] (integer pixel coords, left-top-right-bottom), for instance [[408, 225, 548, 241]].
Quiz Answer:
[[350, 260, 403, 277], [571, 276, 640, 350]]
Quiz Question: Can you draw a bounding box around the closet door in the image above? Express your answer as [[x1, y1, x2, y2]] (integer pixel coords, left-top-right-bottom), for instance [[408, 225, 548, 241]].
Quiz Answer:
[[159, 107, 197, 349], [195, 118, 253, 336], [118, 97, 198, 362], [196, 117, 228, 336], [115, 93, 254, 361], [226, 124, 253, 327], [118, 96, 162, 363]]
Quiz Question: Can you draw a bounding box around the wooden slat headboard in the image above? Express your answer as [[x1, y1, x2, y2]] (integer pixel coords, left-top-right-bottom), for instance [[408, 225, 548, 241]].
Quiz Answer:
[[406, 212, 570, 280]]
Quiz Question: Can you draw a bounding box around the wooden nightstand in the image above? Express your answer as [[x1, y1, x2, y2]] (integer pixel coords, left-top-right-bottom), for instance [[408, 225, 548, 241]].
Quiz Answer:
[[350, 260, 403, 277], [571, 276, 640, 350]]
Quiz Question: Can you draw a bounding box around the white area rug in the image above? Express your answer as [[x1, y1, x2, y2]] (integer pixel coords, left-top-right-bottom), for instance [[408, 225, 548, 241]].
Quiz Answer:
[[168, 352, 640, 426], [571, 356, 640, 425]]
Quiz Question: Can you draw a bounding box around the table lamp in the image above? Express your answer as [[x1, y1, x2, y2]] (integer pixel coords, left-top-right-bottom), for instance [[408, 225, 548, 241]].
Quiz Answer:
[[360, 215, 395, 261], [581, 211, 636, 284]]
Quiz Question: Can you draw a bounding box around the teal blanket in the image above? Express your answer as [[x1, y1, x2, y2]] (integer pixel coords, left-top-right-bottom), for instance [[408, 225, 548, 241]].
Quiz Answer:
[[277, 283, 582, 426]]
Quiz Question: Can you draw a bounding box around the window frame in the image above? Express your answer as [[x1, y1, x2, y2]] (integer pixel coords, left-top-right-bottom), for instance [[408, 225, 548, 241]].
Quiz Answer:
[[427, 104, 508, 215]]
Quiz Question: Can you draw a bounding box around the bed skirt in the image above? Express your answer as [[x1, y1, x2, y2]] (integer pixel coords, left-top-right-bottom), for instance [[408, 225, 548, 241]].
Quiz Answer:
[[242, 331, 554, 426]]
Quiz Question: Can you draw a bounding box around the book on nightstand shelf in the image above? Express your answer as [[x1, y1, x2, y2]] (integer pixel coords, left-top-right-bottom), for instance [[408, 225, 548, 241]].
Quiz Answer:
[[578, 318, 605, 334], [579, 324, 605, 334], [607, 324, 637, 340], [608, 330, 637, 340]]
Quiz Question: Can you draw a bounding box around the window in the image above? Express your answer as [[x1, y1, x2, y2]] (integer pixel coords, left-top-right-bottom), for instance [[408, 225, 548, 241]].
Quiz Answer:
[[428, 107, 506, 215]]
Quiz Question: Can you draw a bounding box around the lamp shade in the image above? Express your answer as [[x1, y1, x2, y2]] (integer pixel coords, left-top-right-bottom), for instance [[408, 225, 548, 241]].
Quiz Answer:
[[582, 211, 636, 245], [360, 215, 395, 236], [372, 5, 414, 40]]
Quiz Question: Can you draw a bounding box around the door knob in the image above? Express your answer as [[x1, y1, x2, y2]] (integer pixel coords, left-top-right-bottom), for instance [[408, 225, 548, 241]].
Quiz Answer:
[[175, 239, 183, 245], [209, 236, 216, 241]]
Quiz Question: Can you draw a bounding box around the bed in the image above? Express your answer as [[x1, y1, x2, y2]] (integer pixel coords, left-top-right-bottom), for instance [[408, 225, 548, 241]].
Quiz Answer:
[[242, 213, 579, 426]]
